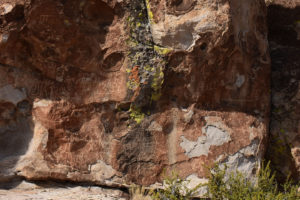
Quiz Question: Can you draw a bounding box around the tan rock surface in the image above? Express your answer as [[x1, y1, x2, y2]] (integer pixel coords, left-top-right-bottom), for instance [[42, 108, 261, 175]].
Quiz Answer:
[[0, 0, 270, 189], [0, 181, 128, 200]]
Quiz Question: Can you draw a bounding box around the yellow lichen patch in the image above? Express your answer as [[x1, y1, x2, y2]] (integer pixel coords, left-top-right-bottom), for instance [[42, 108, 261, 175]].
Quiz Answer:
[[154, 45, 172, 55], [145, 0, 154, 24], [151, 66, 164, 90], [144, 65, 152, 72], [151, 92, 161, 101], [129, 105, 145, 124], [127, 80, 139, 90], [126, 38, 138, 47], [151, 66, 164, 101]]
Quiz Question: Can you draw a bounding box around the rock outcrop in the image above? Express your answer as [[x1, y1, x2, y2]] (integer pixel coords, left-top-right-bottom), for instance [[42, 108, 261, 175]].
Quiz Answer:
[[0, 0, 270, 188]]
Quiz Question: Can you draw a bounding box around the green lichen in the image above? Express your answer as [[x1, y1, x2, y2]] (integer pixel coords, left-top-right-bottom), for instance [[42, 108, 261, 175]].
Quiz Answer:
[[145, 0, 154, 24], [151, 92, 161, 101], [144, 65, 152, 72], [129, 105, 145, 124], [151, 66, 164, 90], [126, 79, 139, 90], [126, 38, 138, 47], [125, 0, 169, 124], [154, 45, 172, 55], [150, 66, 164, 101]]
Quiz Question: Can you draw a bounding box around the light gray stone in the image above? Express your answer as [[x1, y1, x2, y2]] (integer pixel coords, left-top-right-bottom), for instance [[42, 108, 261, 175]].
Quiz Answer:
[[0, 85, 26, 105], [180, 125, 231, 158], [220, 139, 260, 180]]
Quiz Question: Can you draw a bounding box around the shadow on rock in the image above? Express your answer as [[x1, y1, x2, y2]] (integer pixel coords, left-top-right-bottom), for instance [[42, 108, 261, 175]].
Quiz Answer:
[[266, 4, 300, 183], [0, 96, 34, 188]]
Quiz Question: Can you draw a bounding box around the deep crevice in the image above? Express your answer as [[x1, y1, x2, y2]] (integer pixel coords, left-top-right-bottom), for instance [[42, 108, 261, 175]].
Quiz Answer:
[[266, 3, 300, 183]]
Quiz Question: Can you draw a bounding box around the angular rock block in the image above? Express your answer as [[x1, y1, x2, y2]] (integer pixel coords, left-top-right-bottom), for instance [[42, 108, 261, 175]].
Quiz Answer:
[[0, 0, 270, 186]]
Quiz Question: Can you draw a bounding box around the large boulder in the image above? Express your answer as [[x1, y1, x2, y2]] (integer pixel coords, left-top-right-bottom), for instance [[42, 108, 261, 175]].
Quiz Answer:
[[0, 0, 270, 187]]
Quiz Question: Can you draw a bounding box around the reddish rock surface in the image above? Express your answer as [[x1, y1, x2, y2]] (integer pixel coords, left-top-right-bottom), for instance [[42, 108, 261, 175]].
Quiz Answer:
[[0, 0, 270, 189]]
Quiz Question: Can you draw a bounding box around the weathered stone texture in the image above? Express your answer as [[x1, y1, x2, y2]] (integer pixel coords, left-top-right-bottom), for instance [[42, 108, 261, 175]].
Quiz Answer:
[[145, 0, 270, 182], [0, 0, 270, 188]]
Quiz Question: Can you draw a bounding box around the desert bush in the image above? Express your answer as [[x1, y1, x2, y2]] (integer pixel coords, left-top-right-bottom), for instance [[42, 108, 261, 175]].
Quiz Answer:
[[151, 172, 201, 200], [129, 162, 299, 200], [206, 162, 299, 200]]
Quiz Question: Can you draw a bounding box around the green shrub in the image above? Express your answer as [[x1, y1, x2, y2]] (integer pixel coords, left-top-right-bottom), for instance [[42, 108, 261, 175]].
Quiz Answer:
[[206, 162, 299, 200], [129, 162, 299, 200], [151, 172, 201, 200]]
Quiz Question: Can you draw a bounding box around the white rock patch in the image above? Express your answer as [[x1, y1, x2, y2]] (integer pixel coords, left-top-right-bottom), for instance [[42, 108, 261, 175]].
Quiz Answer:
[[180, 125, 231, 158], [220, 139, 260, 180]]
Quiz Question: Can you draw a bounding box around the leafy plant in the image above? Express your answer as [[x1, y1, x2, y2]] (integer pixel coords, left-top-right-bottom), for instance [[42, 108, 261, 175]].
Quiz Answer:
[[129, 162, 299, 200], [206, 162, 299, 200], [151, 172, 202, 200]]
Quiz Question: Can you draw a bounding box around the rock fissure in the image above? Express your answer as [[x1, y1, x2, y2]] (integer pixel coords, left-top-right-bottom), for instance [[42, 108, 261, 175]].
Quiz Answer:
[[266, 0, 300, 182]]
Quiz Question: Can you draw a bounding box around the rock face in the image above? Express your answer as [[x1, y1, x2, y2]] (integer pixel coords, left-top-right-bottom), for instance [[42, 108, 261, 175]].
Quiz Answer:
[[266, 0, 300, 182], [0, 0, 270, 188]]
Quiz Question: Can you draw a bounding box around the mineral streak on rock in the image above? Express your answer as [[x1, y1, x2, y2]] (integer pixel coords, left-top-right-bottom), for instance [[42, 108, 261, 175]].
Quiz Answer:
[[0, 0, 270, 190]]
